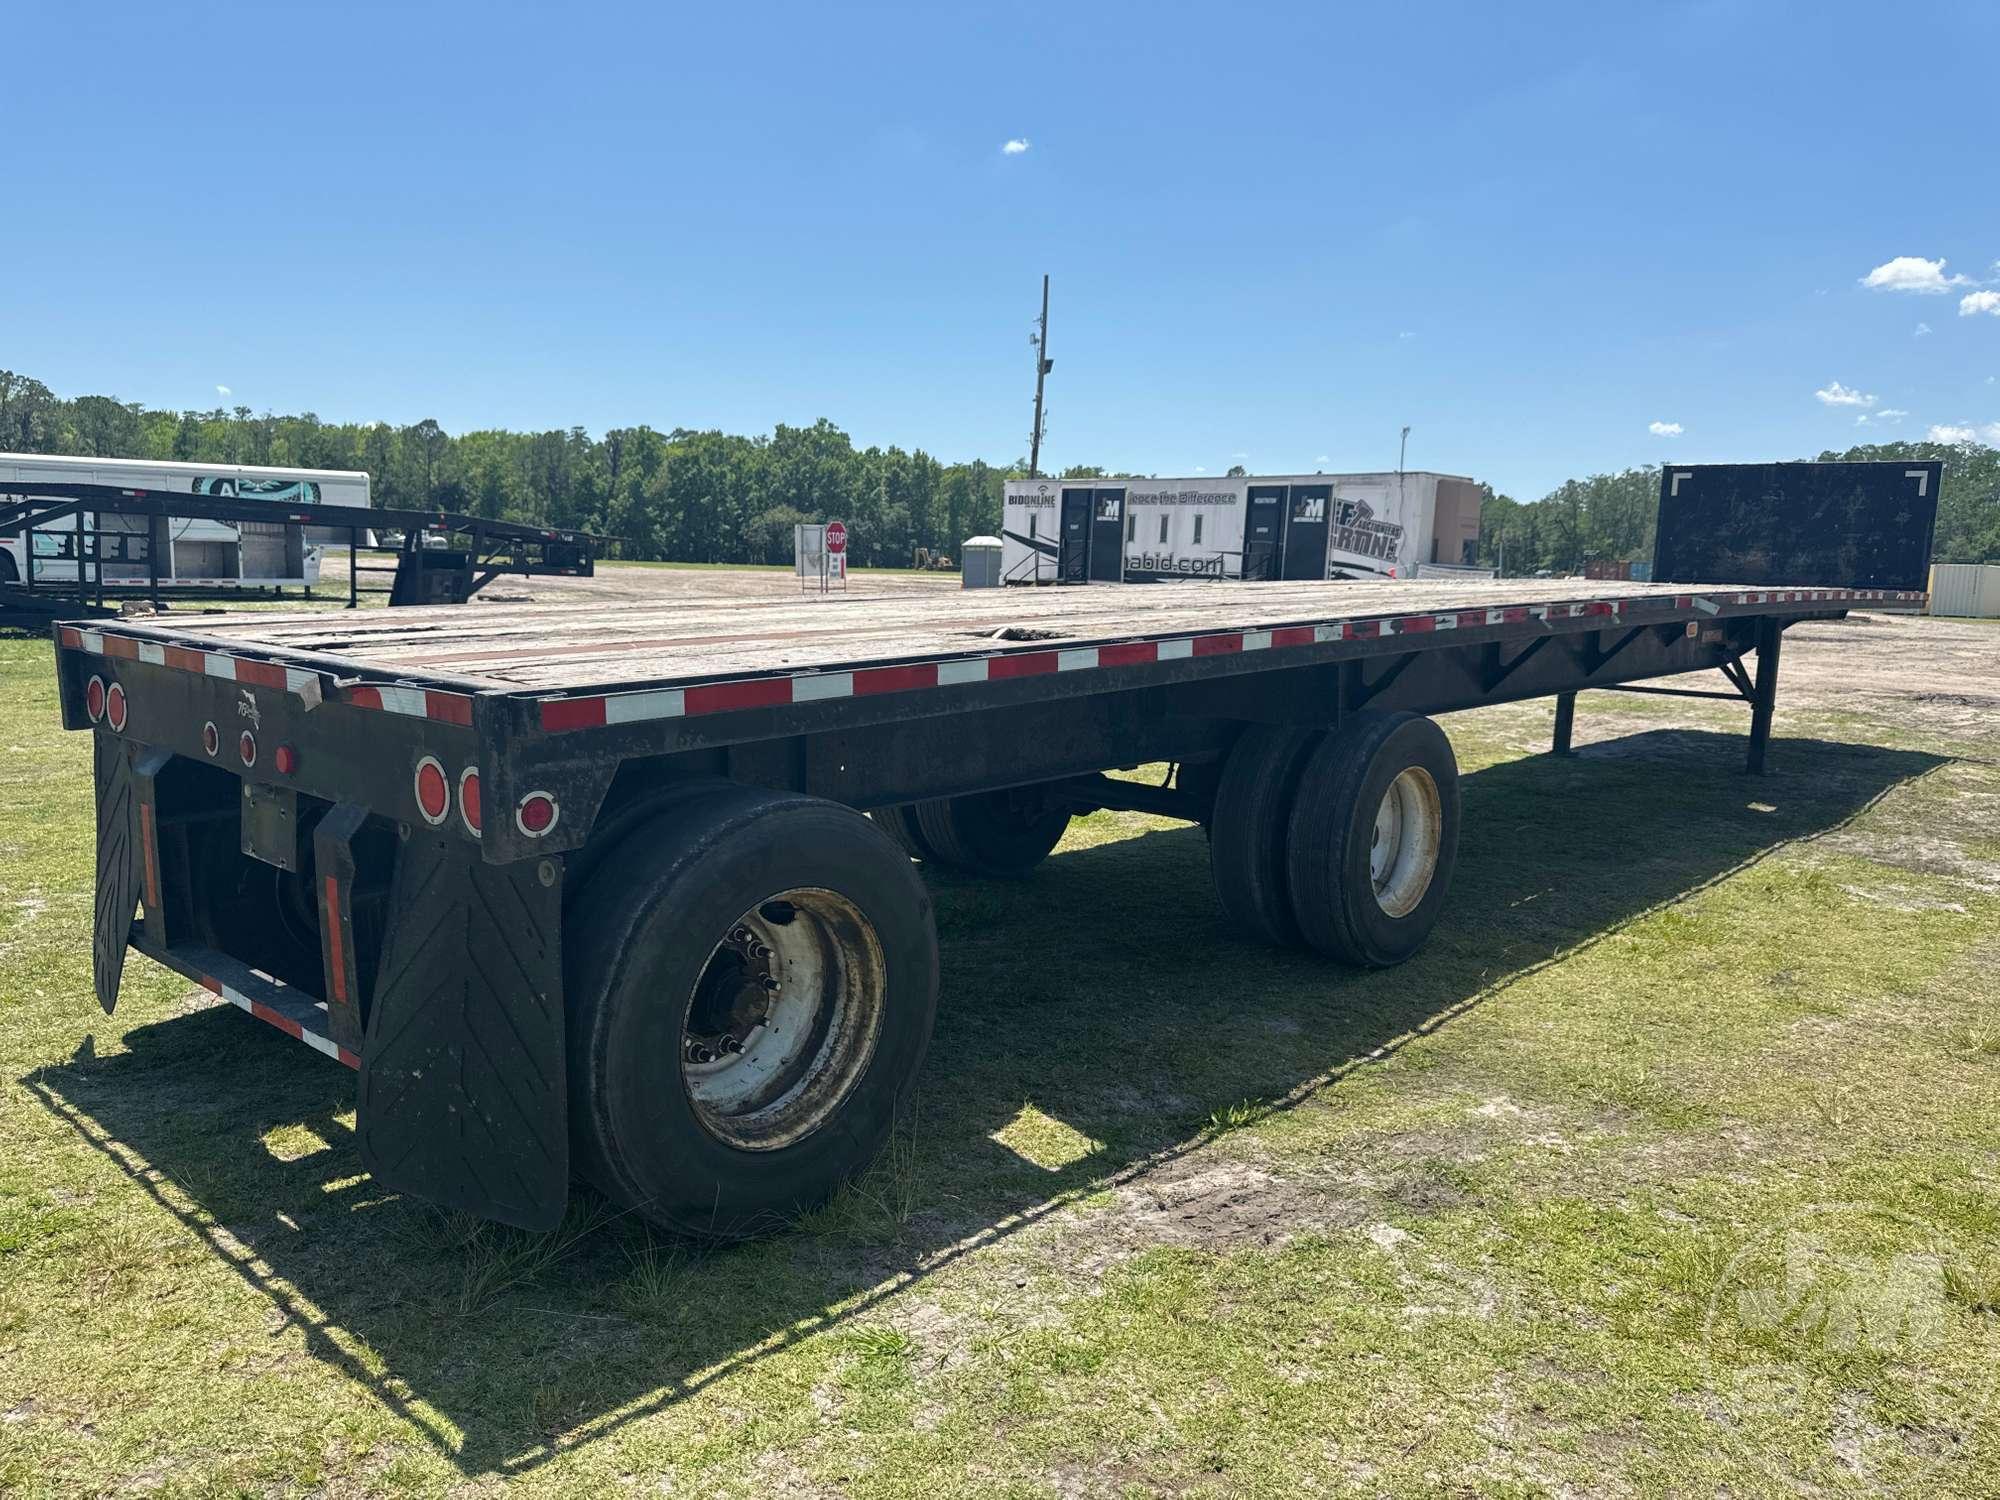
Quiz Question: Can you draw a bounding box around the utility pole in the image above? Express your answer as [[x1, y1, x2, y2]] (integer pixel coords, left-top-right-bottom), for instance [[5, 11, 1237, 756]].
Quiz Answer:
[[1028, 275, 1053, 478]]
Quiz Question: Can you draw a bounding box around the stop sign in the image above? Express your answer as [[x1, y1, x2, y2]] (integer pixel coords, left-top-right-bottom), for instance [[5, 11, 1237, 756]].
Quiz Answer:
[[825, 520, 847, 554]]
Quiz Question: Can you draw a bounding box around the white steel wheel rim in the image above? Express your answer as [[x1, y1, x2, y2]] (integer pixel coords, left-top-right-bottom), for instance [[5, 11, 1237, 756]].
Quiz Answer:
[[1369, 766, 1442, 919], [680, 888, 887, 1152]]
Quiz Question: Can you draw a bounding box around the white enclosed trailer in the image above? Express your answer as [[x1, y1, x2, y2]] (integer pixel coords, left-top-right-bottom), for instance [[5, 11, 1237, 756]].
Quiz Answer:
[[1001, 471, 1482, 586], [0, 453, 370, 589]]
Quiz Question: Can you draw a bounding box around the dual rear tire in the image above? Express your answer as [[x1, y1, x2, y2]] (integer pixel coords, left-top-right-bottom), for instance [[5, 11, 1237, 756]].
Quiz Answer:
[[874, 787, 1072, 878], [566, 783, 938, 1240], [1209, 711, 1460, 967]]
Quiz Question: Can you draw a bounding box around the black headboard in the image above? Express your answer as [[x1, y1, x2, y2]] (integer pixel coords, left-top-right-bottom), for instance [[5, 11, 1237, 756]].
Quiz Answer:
[[1654, 461, 1940, 590]]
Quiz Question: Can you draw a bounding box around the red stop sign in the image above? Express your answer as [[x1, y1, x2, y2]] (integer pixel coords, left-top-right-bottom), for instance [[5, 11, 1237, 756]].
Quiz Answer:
[[825, 520, 847, 554]]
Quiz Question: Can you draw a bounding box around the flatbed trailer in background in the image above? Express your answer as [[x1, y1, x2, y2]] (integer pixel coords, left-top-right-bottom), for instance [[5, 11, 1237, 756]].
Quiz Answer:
[[52, 576, 1928, 1237]]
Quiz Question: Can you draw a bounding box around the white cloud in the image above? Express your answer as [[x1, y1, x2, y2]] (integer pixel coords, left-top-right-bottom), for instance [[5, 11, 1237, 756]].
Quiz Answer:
[[1961, 290, 2000, 317], [1000, 138, 1030, 155], [1231, 451, 1248, 459], [1860, 256, 1970, 294], [1927, 422, 2000, 444], [215, 384, 231, 398], [1397, 330, 1417, 340], [1648, 420, 1683, 437], [1314, 454, 1330, 464], [1856, 409, 1909, 427], [1814, 380, 1876, 408], [1914, 322, 1932, 337], [1193, 466, 1207, 474]]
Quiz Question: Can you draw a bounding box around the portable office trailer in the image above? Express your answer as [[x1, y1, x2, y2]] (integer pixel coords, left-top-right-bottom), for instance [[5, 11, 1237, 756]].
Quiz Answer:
[[1000, 471, 1482, 585]]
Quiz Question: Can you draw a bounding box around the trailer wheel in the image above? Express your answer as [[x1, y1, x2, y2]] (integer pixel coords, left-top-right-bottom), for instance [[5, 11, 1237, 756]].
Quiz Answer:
[[1208, 725, 1322, 945], [870, 805, 936, 862], [1285, 712, 1460, 967], [565, 783, 939, 1240], [910, 788, 1070, 877]]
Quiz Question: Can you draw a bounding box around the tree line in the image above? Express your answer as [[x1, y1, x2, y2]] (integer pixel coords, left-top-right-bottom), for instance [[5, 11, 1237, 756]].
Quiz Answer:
[[0, 372, 1011, 569], [2, 370, 1995, 571]]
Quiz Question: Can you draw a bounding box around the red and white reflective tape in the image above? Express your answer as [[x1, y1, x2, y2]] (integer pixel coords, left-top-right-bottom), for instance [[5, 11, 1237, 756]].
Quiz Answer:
[[196, 972, 360, 1070], [344, 683, 475, 726], [533, 587, 1920, 732], [57, 627, 471, 726]]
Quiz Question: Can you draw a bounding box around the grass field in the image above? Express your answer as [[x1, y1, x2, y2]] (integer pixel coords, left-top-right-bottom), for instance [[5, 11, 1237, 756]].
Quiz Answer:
[[2, 618, 1997, 1497]]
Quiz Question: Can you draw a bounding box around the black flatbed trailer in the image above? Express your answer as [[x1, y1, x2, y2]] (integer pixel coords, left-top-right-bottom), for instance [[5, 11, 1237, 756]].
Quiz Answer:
[[51, 575, 1928, 1236]]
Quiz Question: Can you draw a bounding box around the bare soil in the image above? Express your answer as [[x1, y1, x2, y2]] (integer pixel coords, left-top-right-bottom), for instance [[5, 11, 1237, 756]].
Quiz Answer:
[[1778, 611, 2000, 728], [324, 552, 962, 607]]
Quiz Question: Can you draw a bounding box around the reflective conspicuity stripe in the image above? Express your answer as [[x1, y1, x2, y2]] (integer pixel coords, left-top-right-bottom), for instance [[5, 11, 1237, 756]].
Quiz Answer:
[[196, 972, 360, 1069], [52, 628, 473, 726], [343, 684, 475, 725], [528, 586, 1922, 733]]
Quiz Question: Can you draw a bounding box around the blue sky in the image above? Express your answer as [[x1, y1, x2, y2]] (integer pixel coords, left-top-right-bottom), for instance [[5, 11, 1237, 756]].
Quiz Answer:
[[7, 0, 1997, 498]]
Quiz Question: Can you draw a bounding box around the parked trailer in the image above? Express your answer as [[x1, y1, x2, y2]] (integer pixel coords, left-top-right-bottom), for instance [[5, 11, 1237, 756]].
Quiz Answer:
[[0, 452, 371, 590], [1001, 471, 1484, 585], [53, 577, 1927, 1238]]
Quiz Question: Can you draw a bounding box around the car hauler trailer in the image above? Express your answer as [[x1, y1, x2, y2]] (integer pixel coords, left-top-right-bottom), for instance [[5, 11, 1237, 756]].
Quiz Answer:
[[0, 452, 371, 593], [2, 480, 599, 624], [1001, 471, 1483, 585], [52, 569, 1928, 1239]]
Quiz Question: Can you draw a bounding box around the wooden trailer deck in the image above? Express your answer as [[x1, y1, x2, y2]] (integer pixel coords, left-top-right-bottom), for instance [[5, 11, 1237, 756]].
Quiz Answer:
[[81, 579, 1923, 697]]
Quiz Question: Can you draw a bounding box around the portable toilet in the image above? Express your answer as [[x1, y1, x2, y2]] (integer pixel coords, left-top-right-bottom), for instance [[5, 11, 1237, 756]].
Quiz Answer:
[[960, 536, 1003, 589]]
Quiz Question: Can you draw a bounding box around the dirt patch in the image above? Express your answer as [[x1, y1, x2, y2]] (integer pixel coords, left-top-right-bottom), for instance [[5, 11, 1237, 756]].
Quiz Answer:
[[1817, 827, 2000, 895], [1089, 1158, 1369, 1258], [1781, 614, 2000, 731], [318, 552, 961, 609]]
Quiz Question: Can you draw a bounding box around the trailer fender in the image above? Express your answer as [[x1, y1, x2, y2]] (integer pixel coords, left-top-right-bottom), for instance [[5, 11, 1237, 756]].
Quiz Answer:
[[358, 833, 569, 1231]]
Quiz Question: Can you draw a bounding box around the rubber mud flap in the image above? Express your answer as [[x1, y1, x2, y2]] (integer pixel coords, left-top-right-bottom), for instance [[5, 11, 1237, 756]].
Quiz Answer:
[[92, 733, 140, 1015], [359, 833, 569, 1230]]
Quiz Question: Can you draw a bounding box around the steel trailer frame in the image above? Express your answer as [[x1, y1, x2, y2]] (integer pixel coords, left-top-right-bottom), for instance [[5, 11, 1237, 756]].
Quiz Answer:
[[50, 580, 1925, 1230], [1, 481, 599, 623]]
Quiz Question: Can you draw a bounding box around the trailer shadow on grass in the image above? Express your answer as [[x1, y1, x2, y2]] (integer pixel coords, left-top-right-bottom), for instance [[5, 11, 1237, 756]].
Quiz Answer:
[[21, 728, 1947, 1480]]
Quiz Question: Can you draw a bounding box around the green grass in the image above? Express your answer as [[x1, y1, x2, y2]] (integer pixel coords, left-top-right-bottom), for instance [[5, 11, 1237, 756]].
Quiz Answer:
[[2, 628, 1998, 1496]]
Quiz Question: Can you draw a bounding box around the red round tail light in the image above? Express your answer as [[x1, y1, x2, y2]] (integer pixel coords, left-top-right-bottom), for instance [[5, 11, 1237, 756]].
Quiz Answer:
[[515, 791, 560, 837], [238, 730, 258, 767], [413, 756, 450, 825], [458, 766, 482, 837], [202, 721, 220, 757], [105, 683, 128, 733], [85, 676, 106, 722], [273, 744, 299, 776]]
